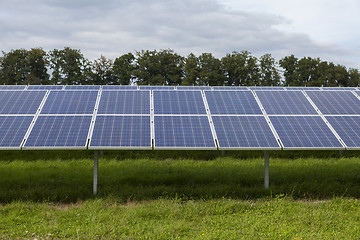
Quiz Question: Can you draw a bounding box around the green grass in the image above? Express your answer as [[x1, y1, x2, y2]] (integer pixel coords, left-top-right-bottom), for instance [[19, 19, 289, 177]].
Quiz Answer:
[[1, 151, 360, 239]]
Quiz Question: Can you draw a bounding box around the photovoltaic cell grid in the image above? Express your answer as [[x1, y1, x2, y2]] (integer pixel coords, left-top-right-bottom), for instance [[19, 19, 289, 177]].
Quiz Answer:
[[102, 85, 138, 90], [90, 116, 151, 149], [139, 86, 175, 90], [97, 91, 150, 114], [41, 91, 98, 114], [27, 85, 63, 90], [64, 85, 101, 90], [0, 116, 34, 148], [321, 87, 356, 91], [269, 116, 343, 149], [306, 91, 360, 114], [212, 116, 280, 149], [250, 87, 285, 90], [285, 87, 320, 90], [212, 86, 249, 90], [0, 91, 46, 114], [326, 116, 360, 149], [0, 85, 26, 90], [24, 116, 92, 148], [153, 91, 206, 114], [255, 91, 317, 115], [176, 86, 211, 90], [205, 91, 262, 115], [154, 116, 215, 149]]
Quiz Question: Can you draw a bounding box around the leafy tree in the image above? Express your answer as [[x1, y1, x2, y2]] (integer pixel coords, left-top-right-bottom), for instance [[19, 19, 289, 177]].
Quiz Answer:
[[279, 55, 299, 86], [0, 48, 49, 85], [89, 55, 114, 85], [259, 54, 281, 86], [221, 51, 260, 86], [348, 68, 360, 87], [182, 53, 199, 86], [134, 49, 184, 85], [198, 53, 225, 86], [113, 53, 135, 85], [49, 47, 90, 85]]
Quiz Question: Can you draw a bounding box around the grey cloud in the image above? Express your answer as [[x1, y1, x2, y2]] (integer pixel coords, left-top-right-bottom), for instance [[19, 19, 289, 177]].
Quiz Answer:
[[0, 0, 358, 68]]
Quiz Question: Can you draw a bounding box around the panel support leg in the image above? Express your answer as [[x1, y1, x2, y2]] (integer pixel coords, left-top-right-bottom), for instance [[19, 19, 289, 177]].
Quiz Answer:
[[264, 151, 269, 189], [93, 151, 99, 196]]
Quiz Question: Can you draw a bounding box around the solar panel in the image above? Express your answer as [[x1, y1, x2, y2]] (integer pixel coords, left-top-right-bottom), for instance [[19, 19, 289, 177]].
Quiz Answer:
[[89, 116, 151, 149], [0, 85, 26, 90], [285, 87, 321, 90], [212, 116, 280, 149], [269, 116, 343, 149], [326, 116, 360, 149], [97, 91, 150, 114], [154, 116, 216, 149], [64, 85, 101, 90], [250, 87, 285, 90], [0, 91, 46, 114], [176, 86, 212, 90], [321, 87, 356, 91], [41, 91, 98, 114], [0, 116, 33, 149], [139, 86, 175, 90], [306, 91, 360, 114], [255, 91, 317, 115], [212, 86, 249, 90], [153, 90, 206, 114], [24, 115, 92, 149], [205, 91, 262, 115], [102, 85, 138, 90], [27, 85, 63, 90]]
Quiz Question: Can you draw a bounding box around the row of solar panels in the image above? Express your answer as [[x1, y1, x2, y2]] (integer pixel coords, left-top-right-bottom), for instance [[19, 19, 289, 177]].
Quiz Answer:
[[0, 85, 359, 91], [1, 89, 360, 150]]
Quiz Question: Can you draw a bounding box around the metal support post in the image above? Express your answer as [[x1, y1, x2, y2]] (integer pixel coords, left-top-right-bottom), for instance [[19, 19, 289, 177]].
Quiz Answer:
[[93, 151, 99, 196], [264, 151, 269, 189]]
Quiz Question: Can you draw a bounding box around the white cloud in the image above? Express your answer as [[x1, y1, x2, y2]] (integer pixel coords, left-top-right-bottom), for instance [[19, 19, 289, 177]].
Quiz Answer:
[[0, 0, 359, 68]]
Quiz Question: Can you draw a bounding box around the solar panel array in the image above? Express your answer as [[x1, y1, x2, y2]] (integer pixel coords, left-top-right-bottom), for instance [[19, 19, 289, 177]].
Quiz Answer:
[[0, 85, 359, 150]]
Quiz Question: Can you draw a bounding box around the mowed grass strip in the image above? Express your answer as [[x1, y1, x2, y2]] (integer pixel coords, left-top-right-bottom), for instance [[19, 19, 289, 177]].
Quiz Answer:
[[1, 157, 360, 202], [1, 198, 360, 239], [1, 156, 360, 238]]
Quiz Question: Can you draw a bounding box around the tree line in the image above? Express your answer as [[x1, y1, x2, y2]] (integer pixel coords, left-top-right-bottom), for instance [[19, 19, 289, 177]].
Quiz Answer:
[[0, 47, 359, 86]]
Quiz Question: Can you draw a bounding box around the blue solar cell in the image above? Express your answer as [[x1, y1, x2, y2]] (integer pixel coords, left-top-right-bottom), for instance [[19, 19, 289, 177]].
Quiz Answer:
[[24, 116, 92, 148], [212, 86, 249, 90], [0, 91, 46, 114], [256, 91, 317, 115], [139, 86, 175, 90], [102, 85, 138, 90], [285, 87, 320, 90], [154, 116, 215, 149], [98, 91, 150, 114], [306, 91, 360, 114], [27, 85, 63, 90], [270, 116, 343, 149], [326, 116, 360, 149], [176, 86, 211, 90], [0, 116, 33, 148], [64, 85, 101, 90], [90, 116, 151, 148], [321, 87, 356, 90], [250, 87, 285, 90], [205, 91, 262, 114], [212, 116, 279, 149], [153, 91, 206, 114], [41, 91, 98, 114], [0, 85, 26, 90]]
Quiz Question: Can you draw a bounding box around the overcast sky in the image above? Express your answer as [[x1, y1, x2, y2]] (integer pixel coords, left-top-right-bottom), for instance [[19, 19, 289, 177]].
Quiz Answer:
[[0, 0, 359, 68]]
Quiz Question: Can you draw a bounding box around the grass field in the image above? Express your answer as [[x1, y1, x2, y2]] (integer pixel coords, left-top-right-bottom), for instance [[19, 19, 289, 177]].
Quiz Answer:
[[1, 150, 360, 239]]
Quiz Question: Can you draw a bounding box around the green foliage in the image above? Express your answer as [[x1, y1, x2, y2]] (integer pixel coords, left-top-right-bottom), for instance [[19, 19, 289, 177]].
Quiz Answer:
[[0, 48, 359, 87]]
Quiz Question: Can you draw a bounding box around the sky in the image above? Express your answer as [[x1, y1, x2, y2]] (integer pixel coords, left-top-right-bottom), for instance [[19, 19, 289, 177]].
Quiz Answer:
[[0, 0, 359, 68]]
